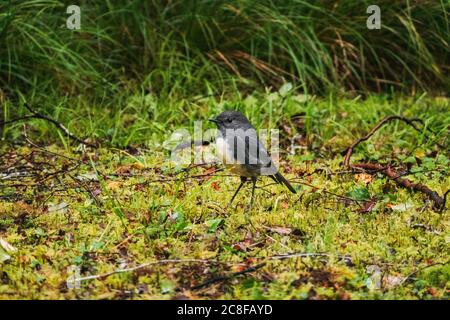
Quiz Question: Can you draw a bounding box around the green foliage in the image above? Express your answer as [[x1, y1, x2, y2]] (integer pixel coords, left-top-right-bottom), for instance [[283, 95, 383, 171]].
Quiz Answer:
[[1, 0, 449, 99], [0, 96, 448, 299], [205, 218, 224, 233], [346, 187, 371, 201]]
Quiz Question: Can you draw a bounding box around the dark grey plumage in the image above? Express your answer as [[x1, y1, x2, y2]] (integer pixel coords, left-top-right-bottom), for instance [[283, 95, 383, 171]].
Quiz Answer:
[[209, 110, 296, 208]]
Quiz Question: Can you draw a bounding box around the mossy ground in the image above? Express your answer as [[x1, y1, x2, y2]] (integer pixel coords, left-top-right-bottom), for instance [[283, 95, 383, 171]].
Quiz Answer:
[[0, 95, 449, 299]]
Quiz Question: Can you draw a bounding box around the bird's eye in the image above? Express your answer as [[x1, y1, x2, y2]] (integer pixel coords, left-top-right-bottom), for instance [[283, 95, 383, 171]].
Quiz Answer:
[[226, 118, 232, 123]]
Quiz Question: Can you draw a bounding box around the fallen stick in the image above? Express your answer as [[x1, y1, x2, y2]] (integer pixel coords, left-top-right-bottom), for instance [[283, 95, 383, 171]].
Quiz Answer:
[[0, 103, 96, 147], [186, 263, 267, 292], [68, 252, 347, 291], [343, 115, 425, 167], [67, 258, 220, 283], [343, 116, 447, 211], [400, 261, 448, 286], [352, 163, 445, 210]]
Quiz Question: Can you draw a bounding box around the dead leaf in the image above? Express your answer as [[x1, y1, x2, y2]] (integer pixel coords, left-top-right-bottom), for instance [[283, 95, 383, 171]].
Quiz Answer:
[[107, 181, 122, 190], [0, 237, 17, 253], [232, 243, 247, 252], [116, 165, 132, 175], [355, 173, 373, 184], [131, 162, 145, 170], [427, 287, 439, 297], [231, 265, 249, 272], [359, 199, 376, 213], [415, 149, 426, 158], [134, 183, 145, 191], [383, 274, 405, 289], [115, 163, 144, 175], [211, 181, 221, 191], [387, 202, 414, 211], [14, 201, 34, 214], [196, 167, 218, 182], [92, 188, 102, 196], [244, 257, 257, 265], [47, 202, 69, 213], [262, 225, 292, 235]]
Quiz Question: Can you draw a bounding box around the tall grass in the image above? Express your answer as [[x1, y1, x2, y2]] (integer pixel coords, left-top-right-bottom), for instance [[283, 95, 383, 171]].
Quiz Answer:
[[1, 0, 449, 99]]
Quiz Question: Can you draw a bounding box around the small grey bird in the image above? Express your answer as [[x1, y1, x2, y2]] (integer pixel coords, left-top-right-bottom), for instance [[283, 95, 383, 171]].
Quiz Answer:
[[209, 110, 296, 208]]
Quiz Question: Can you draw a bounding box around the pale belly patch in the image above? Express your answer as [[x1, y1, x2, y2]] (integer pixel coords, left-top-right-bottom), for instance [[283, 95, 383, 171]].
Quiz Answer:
[[215, 136, 233, 165], [215, 136, 255, 177]]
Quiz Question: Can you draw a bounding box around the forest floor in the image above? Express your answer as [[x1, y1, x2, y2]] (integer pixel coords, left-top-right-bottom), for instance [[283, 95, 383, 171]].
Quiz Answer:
[[0, 94, 449, 299]]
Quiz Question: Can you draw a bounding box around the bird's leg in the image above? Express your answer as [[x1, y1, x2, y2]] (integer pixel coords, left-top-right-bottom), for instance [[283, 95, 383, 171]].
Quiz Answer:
[[228, 176, 247, 208], [248, 177, 257, 209]]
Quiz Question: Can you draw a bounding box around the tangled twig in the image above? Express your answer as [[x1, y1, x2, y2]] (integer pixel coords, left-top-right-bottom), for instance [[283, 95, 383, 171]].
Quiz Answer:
[[343, 116, 447, 211], [68, 252, 350, 293], [353, 163, 445, 210], [0, 103, 96, 147], [185, 263, 267, 292], [344, 116, 424, 167], [67, 259, 220, 284]]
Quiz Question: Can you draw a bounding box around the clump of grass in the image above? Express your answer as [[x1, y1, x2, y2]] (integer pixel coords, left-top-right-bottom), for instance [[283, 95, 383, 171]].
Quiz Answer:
[[1, 0, 449, 101]]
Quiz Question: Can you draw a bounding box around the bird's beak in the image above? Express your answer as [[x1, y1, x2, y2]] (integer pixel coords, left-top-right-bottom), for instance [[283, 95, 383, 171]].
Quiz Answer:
[[209, 117, 218, 124]]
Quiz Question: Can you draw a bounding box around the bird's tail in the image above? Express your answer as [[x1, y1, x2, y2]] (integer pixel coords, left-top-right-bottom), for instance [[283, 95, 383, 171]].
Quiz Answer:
[[272, 172, 297, 194]]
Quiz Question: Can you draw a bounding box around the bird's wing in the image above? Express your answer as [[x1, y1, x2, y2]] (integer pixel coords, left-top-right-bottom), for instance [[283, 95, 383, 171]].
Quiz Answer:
[[228, 129, 278, 175]]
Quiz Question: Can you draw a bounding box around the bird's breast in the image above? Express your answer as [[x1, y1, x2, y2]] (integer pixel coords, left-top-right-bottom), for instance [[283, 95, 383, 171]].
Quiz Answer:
[[215, 136, 255, 177], [215, 136, 231, 164]]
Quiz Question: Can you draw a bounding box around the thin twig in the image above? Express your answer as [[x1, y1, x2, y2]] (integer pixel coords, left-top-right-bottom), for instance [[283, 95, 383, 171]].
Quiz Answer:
[[69, 252, 349, 290], [269, 252, 352, 261], [0, 115, 38, 125], [400, 262, 447, 285], [343, 116, 447, 211], [0, 103, 96, 147], [289, 179, 367, 204], [343, 115, 441, 167], [23, 124, 82, 163], [352, 163, 445, 210], [67, 173, 101, 206], [139, 170, 229, 184], [186, 263, 267, 292], [23, 103, 96, 147], [69, 259, 220, 283]]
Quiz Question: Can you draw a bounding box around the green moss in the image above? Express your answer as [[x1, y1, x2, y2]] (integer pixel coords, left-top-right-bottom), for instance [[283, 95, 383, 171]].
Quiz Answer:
[[0, 95, 449, 299]]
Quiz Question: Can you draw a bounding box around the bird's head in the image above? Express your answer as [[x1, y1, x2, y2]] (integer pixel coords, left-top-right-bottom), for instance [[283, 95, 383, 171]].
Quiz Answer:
[[209, 110, 252, 130]]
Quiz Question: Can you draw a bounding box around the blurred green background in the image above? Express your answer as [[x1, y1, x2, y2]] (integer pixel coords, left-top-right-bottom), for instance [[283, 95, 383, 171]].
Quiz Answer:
[[0, 0, 449, 146]]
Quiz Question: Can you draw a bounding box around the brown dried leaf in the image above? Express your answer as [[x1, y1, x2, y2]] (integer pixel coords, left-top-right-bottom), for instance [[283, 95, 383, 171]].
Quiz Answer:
[[211, 181, 221, 191], [263, 225, 292, 235], [359, 199, 376, 213], [0, 237, 17, 253], [383, 274, 404, 289], [355, 173, 373, 184], [232, 243, 247, 252], [107, 181, 122, 190]]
